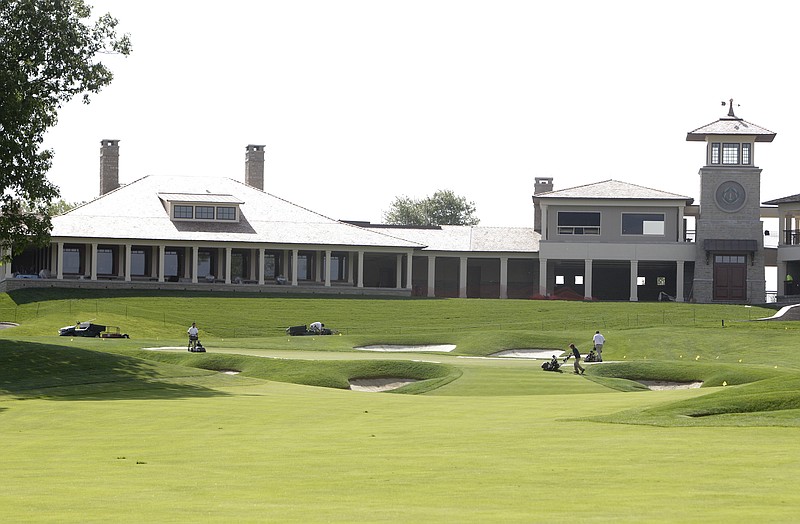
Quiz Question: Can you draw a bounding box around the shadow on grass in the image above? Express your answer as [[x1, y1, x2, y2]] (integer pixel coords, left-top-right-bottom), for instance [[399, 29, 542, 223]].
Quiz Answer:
[[0, 340, 230, 401]]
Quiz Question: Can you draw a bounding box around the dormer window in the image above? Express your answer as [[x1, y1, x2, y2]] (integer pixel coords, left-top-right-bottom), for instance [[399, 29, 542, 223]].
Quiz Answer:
[[159, 193, 244, 223], [722, 143, 739, 164]]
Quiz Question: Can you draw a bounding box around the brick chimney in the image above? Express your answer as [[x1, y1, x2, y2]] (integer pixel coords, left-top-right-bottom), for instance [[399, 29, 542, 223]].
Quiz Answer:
[[244, 144, 266, 190], [532, 177, 553, 233], [99, 139, 120, 196]]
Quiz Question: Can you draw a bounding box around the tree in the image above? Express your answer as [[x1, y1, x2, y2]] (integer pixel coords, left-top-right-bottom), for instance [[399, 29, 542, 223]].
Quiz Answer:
[[0, 0, 131, 262], [383, 189, 480, 226]]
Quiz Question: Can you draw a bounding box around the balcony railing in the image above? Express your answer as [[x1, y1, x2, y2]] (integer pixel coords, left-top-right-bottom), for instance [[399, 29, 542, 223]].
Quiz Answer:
[[783, 230, 800, 245]]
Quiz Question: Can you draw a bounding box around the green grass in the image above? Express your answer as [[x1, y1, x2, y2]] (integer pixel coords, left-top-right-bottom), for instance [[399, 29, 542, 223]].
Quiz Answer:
[[1, 289, 800, 522]]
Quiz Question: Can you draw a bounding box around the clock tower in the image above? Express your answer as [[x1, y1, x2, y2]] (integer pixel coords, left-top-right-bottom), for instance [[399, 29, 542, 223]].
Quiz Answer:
[[686, 101, 775, 302]]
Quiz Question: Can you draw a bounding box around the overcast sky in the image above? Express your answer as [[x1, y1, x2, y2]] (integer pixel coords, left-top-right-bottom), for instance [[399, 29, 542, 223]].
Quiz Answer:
[[44, 0, 795, 227]]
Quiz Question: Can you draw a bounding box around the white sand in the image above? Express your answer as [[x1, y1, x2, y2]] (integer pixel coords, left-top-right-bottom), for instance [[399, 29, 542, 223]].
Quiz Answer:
[[492, 349, 566, 359], [349, 378, 417, 392], [639, 380, 703, 390], [354, 344, 456, 352]]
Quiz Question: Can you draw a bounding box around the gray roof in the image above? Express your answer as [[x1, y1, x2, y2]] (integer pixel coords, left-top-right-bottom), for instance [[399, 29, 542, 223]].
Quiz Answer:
[[763, 193, 800, 205], [686, 117, 776, 142], [534, 179, 692, 202], [364, 225, 540, 253], [52, 176, 424, 249]]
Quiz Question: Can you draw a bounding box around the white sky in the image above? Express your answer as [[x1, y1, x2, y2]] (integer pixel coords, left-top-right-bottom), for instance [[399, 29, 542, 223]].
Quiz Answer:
[[44, 0, 797, 228]]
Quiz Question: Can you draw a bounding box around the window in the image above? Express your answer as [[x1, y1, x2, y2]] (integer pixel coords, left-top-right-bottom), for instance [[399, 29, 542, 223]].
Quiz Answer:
[[131, 249, 145, 276], [174, 205, 193, 219], [97, 248, 114, 275], [264, 253, 276, 279], [196, 206, 215, 220], [216, 206, 236, 220], [622, 213, 665, 236], [555, 275, 565, 285], [637, 276, 646, 286], [63, 247, 80, 274], [711, 142, 720, 164], [715, 255, 746, 264], [657, 276, 666, 286], [557, 212, 600, 235], [742, 143, 751, 165], [574, 275, 584, 285], [722, 143, 739, 164], [198, 251, 212, 277], [164, 250, 178, 277]]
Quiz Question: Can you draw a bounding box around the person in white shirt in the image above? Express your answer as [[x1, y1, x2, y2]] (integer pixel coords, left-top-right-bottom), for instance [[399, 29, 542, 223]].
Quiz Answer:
[[309, 321, 324, 333], [592, 330, 605, 362], [187, 322, 199, 351]]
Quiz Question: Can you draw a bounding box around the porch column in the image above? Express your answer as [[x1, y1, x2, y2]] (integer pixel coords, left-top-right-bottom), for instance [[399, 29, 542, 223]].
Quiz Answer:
[[191, 246, 198, 283], [158, 245, 165, 283], [459, 256, 467, 298], [538, 257, 548, 296], [405, 250, 413, 290], [258, 248, 265, 285], [224, 247, 232, 284], [90, 243, 98, 280], [584, 259, 593, 300], [396, 254, 403, 289], [325, 250, 332, 287], [499, 256, 508, 299], [629, 260, 639, 302], [347, 252, 354, 284], [56, 242, 64, 280], [427, 255, 436, 297], [2, 248, 12, 279], [357, 251, 364, 288], [676, 260, 685, 302], [124, 244, 132, 282], [292, 249, 299, 286]]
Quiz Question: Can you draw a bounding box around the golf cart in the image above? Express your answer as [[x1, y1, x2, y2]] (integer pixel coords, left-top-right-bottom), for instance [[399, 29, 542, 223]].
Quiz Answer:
[[100, 326, 130, 339], [59, 321, 106, 337]]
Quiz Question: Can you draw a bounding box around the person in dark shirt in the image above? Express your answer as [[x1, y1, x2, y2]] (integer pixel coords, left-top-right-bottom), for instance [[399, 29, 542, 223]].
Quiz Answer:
[[563, 343, 585, 375]]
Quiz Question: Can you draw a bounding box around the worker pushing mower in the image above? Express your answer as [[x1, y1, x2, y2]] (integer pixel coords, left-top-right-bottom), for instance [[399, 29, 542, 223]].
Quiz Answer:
[[187, 322, 206, 352]]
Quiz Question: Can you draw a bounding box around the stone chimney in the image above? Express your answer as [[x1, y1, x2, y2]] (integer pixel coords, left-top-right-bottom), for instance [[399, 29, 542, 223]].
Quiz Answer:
[[244, 144, 266, 190], [99, 139, 120, 196], [532, 177, 553, 233]]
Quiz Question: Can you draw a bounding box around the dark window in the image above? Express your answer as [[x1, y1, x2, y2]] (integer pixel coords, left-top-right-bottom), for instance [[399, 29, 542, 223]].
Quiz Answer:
[[722, 143, 739, 164], [216, 206, 236, 220], [557, 212, 600, 235], [198, 250, 212, 277], [131, 249, 146, 276], [164, 250, 178, 277], [622, 213, 665, 235], [711, 143, 720, 164], [742, 143, 751, 165], [174, 205, 193, 219], [715, 255, 746, 264], [196, 206, 214, 219], [264, 253, 276, 279]]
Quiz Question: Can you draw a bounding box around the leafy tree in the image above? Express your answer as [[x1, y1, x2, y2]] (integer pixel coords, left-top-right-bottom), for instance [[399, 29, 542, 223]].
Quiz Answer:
[[383, 189, 480, 226], [0, 0, 131, 262]]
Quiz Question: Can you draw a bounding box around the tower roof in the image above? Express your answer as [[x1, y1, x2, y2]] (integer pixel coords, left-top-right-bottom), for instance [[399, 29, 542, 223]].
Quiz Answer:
[[686, 100, 776, 142]]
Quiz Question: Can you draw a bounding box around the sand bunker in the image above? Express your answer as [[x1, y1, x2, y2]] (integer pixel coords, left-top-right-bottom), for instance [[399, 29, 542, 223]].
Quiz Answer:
[[349, 378, 417, 392], [492, 349, 565, 359], [354, 344, 456, 353], [638, 380, 703, 391]]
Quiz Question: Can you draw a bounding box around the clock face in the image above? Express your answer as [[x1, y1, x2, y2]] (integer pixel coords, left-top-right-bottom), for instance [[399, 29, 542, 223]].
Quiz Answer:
[[715, 180, 747, 212]]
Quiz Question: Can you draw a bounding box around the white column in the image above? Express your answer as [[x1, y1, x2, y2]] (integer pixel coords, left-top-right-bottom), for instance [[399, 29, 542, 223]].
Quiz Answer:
[[258, 249, 265, 285], [630, 260, 639, 302], [158, 245, 165, 283], [427, 255, 436, 297], [676, 260, 685, 302], [347, 252, 354, 284], [90, 243, 98, 280], [224, 247, 232, 284], [192, 246, 198, 283], [396, 254, 403, 289], [538, 257, 548, 296], [292, 249, 299, 286], [584, 259, 593, 300], [499, 256, 508, 299], [357, 251, 364, 288], [2, 248, 12, 279], [56, 243, 64, 279], [325, 250, 332, 287], [459, 256, 467, 298], [405, 251, 414, 291], [124, 244, 132, 282]]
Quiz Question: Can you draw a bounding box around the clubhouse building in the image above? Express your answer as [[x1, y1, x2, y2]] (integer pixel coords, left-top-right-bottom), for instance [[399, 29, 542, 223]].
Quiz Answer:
[[3, 105, 799, 303]]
